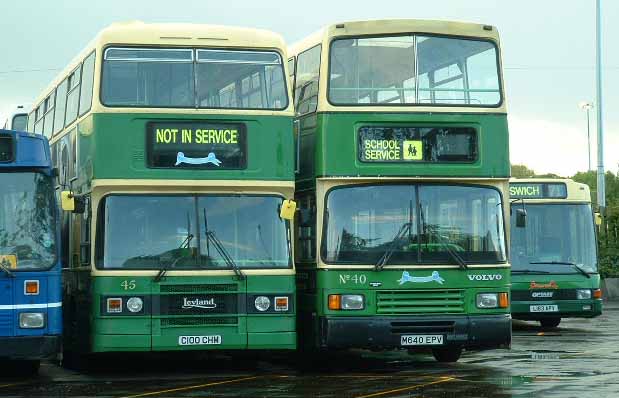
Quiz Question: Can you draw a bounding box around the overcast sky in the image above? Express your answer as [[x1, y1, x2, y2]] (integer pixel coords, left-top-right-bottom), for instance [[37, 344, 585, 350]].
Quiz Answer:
[[1, 0, 617, 176]]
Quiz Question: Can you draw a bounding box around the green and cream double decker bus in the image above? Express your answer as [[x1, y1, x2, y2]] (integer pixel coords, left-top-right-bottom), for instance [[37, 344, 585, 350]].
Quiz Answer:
[[510, 179, 602, 328], [28, 22, 297, 360], [288, 19, 511, 362]]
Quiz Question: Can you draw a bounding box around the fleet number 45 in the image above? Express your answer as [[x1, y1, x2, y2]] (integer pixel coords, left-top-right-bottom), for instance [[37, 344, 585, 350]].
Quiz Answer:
[[121, 280, 136, 290]]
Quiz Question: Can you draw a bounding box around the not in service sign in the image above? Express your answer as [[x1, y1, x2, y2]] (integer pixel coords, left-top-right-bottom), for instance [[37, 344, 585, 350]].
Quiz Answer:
[[147, 121, 247, 169]]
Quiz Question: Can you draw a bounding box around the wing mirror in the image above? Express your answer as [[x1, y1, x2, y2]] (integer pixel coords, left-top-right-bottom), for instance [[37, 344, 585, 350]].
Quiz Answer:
[[61, 191, 86, 214], [280, 199, 297, 220], [515, 208, 527, 228], [594, 212, 602, 226]]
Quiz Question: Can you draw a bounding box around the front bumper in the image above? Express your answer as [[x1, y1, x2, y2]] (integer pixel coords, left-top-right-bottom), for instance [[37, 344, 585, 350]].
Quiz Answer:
[[512, 299, 603, 320], [0, 335, 60, 360], [319, 314, 511, 351]]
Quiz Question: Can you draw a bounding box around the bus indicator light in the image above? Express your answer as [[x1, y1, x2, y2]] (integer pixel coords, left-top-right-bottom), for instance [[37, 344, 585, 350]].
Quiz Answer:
[[107, 298, 122, 313], [328, 295, 341, 310], [593, 289, 602, 299], [24, 280, 39, 295], [499, 292, 509, 308], [274, 297, 289, 311]]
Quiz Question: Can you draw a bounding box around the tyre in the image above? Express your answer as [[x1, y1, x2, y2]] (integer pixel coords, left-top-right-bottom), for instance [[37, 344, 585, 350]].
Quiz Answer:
[[15, 360, 40, 375], [432, 347, 462, 363], [540, 318, 561, 328]]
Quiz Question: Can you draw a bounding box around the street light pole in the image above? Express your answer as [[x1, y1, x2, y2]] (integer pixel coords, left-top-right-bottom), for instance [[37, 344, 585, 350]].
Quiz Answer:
[[579, 102, 593, 171], [595, 0, 605, 212]]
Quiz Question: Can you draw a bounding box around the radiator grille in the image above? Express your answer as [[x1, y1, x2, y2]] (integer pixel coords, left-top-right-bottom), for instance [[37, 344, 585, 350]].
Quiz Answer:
[[160, 284, 237, 294], [511, 289, 577, 301], [160, 317, 238, 328], [377, 289, 465, 315]]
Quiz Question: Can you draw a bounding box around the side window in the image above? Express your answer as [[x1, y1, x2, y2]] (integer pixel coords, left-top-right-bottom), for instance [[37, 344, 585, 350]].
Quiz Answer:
[[79, 208, 91, 267], [27, 111, 35, 132], [294, 45, 321, 115], [54, 79, 69, 134], [43, 91, 56, 138], [34, 105, 44, 134], [65, 65, 82, 126], [79, 51, 96, 116]]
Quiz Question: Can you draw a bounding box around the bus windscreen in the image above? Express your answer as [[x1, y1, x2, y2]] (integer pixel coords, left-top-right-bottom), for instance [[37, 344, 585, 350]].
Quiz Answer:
[[329, 35, 501, 106], [0, 172, 56, 270]]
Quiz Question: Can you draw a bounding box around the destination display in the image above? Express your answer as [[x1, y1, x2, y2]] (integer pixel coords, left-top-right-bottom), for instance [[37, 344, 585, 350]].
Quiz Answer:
[[509, 183, 567, 199], [147, 121, 247, 169], [358, 126, 476, 163]]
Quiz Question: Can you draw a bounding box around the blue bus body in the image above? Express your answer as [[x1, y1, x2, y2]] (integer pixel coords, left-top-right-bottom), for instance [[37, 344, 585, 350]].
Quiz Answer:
[[0, 129, 61, 361]]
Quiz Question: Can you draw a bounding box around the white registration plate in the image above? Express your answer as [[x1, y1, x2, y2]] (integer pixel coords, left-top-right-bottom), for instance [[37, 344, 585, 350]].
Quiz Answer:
[[178, 335, 222, 346], [530, 304, 559, 313], [401, 334, 444, 346]]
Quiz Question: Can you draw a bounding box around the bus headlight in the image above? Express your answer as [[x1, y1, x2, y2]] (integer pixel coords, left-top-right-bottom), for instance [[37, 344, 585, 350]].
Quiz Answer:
[[476, 293, 498, 308], [126, 297, 143, 313], [341, 294, 364, 310], [476, 293, 509, 309], [576, 289, 592, 300], [254, 296, 271, 312], [328, 294, 364, 310], [19, 312, 45, 328]]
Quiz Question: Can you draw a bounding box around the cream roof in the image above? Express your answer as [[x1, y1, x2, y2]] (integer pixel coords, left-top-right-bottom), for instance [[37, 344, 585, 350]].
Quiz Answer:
[[32, 21, 289, 110], [288, 18, 506, 114]]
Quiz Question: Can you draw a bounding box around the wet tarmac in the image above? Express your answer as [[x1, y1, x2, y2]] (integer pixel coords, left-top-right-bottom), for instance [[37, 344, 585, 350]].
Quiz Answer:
[[1, 302, 618, 398]]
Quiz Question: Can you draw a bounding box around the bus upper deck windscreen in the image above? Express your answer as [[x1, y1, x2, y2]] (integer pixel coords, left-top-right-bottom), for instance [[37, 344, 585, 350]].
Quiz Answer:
[[328, 35, 501, 106], [102, 47, 288, 110]]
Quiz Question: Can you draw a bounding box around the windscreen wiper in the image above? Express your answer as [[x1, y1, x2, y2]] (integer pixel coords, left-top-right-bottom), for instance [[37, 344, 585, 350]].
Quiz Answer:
[[375, 222, 412, 271], [511, 269, 551, 274], [0, 259, 15, 278], [419, 203, 467, 270], [529, 261, 591, 278], [154, 253, 194, 282], [204, 208, 245, 280]]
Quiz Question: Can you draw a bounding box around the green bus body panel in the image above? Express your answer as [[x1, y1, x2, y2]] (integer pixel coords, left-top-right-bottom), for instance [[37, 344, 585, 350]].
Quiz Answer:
[[78, 113, 294, 183], [297, 112, 509, 184], [297, 268, 511, 317], [511, 273, 602, 319], [90, 275, 296, 352]]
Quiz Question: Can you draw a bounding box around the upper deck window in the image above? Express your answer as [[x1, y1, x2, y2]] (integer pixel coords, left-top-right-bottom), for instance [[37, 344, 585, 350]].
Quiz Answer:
[[196, 50, 287, 110], [11, 114, 28, 131], [328, 34, 501, 107], [101, 47, 288, 110]]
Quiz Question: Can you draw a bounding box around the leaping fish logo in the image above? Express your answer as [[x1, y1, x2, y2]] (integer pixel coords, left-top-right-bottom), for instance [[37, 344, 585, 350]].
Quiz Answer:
[[397, 271, 445, 285], [175, 152, 222, 166]]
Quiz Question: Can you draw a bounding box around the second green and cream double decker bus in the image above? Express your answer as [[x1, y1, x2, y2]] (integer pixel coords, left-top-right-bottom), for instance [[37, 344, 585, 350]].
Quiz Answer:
[[28, 22, 297, 362], [289, 19, 511, 363], [510, 179, 602, 328]]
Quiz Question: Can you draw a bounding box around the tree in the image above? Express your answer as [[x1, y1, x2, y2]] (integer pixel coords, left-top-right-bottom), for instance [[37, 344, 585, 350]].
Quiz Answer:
[[511, 164, 536, 178]]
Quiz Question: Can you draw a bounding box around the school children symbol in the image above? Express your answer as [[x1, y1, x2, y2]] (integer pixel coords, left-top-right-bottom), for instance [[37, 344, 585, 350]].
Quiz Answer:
[[402, 140, 423, 160], [175, 151, 222, 167], [397, 270, 445, 285]]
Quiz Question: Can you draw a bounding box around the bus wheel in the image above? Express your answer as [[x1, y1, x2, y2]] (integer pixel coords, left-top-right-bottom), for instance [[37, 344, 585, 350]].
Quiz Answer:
[[432, 347, 462, 363], [540, 318, 561, 328], [16, 360, 40, 375]]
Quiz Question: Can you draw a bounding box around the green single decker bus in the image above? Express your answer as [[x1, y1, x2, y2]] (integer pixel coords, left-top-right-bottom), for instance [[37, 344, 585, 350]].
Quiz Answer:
[[288, 19, 511, 362], [28, 22, 297, 360], [510, 179, 602, 328]]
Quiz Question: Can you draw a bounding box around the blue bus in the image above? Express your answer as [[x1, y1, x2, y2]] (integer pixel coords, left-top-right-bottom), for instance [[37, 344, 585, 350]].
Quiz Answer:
[[0, 129, 61, 373]]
